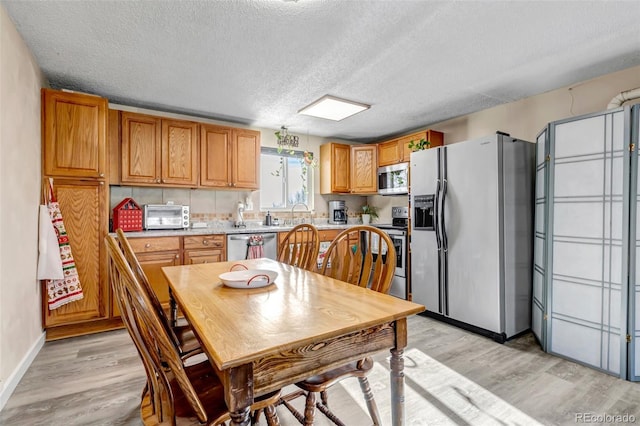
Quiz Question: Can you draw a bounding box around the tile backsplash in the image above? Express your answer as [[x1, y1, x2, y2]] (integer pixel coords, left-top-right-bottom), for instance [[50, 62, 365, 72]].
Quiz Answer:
[[109, 186, 371, 226]]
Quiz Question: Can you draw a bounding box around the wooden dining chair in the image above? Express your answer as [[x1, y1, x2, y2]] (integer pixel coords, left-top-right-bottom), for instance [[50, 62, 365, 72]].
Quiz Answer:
[[106, 235, 281, 426], [115, 228, 201, 360], [279, 225, 396, 426], [277, 223, 320, 271]]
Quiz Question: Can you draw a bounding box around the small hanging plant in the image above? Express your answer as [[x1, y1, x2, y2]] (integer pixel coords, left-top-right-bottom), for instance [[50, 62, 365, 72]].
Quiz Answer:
[[408, 138, 431, 151]]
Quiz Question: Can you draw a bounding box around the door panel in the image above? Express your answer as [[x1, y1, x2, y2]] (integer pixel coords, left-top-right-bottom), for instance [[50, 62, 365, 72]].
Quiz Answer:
[[200, 124, 232, 187], [161, 119, 199, 186], [121, 112, 161, 184], [233, 129, 260, 190], [532, 128, 548, 345], [410, 149, 440, 312], [43, 180, 107, 326], [548, 110, 626, 376], [444, 137, 502, 333]]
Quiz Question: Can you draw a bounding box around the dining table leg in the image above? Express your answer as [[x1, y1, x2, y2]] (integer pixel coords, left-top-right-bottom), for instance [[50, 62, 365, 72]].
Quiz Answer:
[[229, 407, 251, 426], [390, 347, 405, 426], [227, 365, 253, 426]]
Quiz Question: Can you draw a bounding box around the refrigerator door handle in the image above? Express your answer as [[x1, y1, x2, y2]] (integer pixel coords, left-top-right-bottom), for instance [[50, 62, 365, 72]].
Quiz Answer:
[[435, 179, 442, 250], [441, 178, 448, 252], [441, 177, 449, 315]]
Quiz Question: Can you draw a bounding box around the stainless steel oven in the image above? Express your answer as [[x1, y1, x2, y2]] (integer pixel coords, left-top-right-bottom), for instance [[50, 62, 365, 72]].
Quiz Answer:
[[372, 206, 409, 299], [371, 229, 406, 276]]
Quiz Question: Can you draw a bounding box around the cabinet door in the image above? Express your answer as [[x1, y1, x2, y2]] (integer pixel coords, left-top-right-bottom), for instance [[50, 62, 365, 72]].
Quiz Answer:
[[321, 143, 351, 194], [161, 119, 199, 186], [43, 179, 108, 327], [135, 251, 182, 309], [42, 89, 107, 178], [184, 249, 225, 264], [121, 112, 161, 184], [401, 130, 444, 162], [332, 144, 351, 193], [232, 129, 261, 190], [200, 124, 232, 188], [378, 139, 401, 167], [351, 145, 377, 193]]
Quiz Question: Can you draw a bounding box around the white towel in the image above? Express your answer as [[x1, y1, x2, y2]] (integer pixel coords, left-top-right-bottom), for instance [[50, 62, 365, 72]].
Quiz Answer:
[[37, 204, 64, 280]]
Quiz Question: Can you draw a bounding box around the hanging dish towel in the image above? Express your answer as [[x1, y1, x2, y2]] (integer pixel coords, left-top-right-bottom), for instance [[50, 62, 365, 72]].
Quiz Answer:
[[246, 235, 265, 259], [44, 178, 84, 310], [37, 204, 64, 280]]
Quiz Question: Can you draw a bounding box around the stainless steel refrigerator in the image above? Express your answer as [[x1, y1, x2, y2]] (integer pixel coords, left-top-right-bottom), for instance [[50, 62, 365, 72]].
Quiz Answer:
[[410, 132, 535, 342]]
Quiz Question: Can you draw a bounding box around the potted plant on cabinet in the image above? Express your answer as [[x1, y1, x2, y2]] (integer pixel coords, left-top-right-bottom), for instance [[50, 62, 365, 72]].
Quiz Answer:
[[361, 205, 379, 224], [408, 138, 431, 151]]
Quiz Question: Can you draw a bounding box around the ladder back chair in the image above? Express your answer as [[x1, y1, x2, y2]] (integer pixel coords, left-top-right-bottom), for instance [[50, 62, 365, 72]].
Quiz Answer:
[[106, 235, 281, 426], [116, 228, 201, 360], [280, 225, 396, 426], [277, 224, 320, 271]]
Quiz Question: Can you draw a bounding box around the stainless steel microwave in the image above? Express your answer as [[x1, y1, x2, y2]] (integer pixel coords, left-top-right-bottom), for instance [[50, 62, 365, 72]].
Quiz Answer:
[[143, 204, 190, 230], [378, 163, 409, 195]]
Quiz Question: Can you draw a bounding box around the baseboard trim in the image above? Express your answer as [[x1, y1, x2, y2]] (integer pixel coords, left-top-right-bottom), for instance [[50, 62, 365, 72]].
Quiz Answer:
[[0, 331, 46, 412]]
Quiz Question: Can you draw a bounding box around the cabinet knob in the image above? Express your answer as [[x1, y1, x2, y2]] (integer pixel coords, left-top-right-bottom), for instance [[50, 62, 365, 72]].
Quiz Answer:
[[155, 178, 161, 183], [99, 173, 105, 177], [228, 183, 232, 187], [145, 243, 151, 248], [175, 254, 179, 259], [203, 240, 209, 245], [99, 182, 104, 185]]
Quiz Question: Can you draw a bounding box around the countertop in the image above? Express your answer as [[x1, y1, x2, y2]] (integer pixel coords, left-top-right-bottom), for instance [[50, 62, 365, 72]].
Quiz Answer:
[[111, 222, 357, 238]]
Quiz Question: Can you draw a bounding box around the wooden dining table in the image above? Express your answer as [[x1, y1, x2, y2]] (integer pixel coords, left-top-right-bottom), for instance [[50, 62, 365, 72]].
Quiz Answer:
[[162, 258, 425, 426]]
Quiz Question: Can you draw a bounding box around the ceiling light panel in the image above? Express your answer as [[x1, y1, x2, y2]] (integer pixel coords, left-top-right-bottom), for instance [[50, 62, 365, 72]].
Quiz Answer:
[[298, 95, 370, 121]]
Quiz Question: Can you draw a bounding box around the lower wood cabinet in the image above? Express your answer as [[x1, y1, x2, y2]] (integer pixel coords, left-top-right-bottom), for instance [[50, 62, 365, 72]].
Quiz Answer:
[[116, 237, 181, 315], [42, 179, 109, 335], [183, 235, 226, 264]]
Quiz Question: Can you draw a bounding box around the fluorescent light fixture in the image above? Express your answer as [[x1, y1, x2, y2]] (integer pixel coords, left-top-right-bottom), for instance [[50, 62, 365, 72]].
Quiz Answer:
[[298, 95, 370, 121]]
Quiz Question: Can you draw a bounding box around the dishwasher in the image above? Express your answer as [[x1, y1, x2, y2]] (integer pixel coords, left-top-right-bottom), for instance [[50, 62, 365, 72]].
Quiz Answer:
[[226, 232, 278, 261]]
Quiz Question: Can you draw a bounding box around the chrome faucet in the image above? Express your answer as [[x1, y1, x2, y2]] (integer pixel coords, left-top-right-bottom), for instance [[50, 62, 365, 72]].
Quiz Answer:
[[290, 202, 312, 225]]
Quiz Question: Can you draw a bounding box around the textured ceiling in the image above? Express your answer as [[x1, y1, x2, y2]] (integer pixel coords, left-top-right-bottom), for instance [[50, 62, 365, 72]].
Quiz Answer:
[[3, 0, 640, 143]]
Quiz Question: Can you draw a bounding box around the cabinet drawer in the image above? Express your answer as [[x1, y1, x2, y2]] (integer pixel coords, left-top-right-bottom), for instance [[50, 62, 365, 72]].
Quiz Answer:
[[318, 229, 340, 242], [184, 249, 225, 264], [128, 236, 181, 253], [183, 235, 225, 249]]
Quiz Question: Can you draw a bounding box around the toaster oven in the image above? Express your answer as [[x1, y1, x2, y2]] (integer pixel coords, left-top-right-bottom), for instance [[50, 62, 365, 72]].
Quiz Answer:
[[143, 204, 190, 230]]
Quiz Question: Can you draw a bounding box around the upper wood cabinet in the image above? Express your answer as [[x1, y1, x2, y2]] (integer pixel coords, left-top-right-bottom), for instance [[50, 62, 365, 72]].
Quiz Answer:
[[378, 130, 444, 167], [320, 142, 378, 194], [320, 142, 351, 194], [350, 145, 377, 194], [42, 89, 107, 178], [400, 130, 444, 162], [200, 124, 260, 190], [120, 112, 198, 187], [377, 138, 401, 167]]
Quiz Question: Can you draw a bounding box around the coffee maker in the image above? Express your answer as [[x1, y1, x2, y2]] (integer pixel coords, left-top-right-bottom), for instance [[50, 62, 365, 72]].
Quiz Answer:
[[328, 200, 347, 225]]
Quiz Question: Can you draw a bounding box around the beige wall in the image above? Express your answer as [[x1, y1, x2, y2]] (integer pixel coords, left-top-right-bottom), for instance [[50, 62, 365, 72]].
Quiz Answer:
[[432, 64, 640, 144], [0, 5, 46, 402], [368, 64, 640, 220]]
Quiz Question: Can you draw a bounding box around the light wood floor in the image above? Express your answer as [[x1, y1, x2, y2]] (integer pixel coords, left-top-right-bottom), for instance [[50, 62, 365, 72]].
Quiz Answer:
[[2, 315, 639, 425]]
